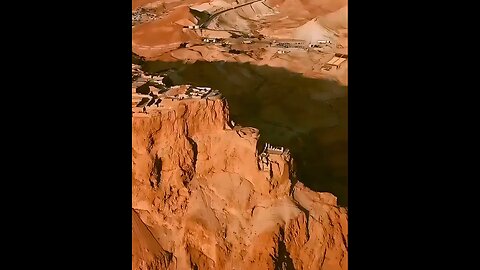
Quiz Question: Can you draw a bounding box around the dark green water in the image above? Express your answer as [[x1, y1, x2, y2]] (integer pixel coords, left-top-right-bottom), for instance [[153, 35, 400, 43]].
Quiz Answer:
[[140, 60, 348, 206]]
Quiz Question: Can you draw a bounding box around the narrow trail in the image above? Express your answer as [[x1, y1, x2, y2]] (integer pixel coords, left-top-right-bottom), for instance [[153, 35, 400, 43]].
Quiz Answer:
[[200, 0, 264, 28]]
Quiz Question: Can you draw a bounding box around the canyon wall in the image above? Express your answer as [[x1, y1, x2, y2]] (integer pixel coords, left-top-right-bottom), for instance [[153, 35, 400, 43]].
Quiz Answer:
[[132, 97, 348, 270]]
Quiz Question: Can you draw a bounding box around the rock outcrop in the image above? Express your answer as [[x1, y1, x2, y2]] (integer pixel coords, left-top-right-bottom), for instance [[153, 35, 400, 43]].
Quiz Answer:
[[132, 96, 348, 270]]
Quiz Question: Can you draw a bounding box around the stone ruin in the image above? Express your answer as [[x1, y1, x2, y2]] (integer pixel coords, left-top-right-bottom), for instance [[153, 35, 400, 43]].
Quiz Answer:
[[258, 143, 290, 172], [132, 64, 222, 115]]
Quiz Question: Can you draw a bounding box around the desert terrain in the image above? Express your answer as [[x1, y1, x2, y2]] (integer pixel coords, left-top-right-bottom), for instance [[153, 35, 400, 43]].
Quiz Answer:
[[132, 1, 348, 269], [132, 0, 348, 85]]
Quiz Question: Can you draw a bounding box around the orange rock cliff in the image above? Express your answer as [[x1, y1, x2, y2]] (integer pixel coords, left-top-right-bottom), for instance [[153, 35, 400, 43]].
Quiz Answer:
[[132, 96, 348, 270]]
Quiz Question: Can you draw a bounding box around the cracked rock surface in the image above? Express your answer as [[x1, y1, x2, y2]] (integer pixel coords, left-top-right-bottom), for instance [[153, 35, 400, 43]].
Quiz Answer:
[[132, 96, 347, 270]]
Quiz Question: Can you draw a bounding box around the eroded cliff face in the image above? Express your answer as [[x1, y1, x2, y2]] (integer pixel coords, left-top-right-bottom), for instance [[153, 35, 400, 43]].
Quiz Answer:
[[132, 97, 348, 270]]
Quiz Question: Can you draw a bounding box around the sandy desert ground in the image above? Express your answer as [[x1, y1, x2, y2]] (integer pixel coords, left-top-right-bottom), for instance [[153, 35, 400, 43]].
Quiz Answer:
[[132, 0, 348, 85]]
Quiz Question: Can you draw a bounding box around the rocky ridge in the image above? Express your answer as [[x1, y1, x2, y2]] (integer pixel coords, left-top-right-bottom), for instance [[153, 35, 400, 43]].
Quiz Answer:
[[132, 65, 348, 270]]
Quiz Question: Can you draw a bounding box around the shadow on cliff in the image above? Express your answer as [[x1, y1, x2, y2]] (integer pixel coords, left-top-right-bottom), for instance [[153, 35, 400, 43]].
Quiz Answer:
[[139, 59, 348, 206]]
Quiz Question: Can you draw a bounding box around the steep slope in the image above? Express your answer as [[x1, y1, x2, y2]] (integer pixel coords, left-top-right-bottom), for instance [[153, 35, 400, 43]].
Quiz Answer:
[[132, 96, 348, 269], [132, 209, 175, 269]]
